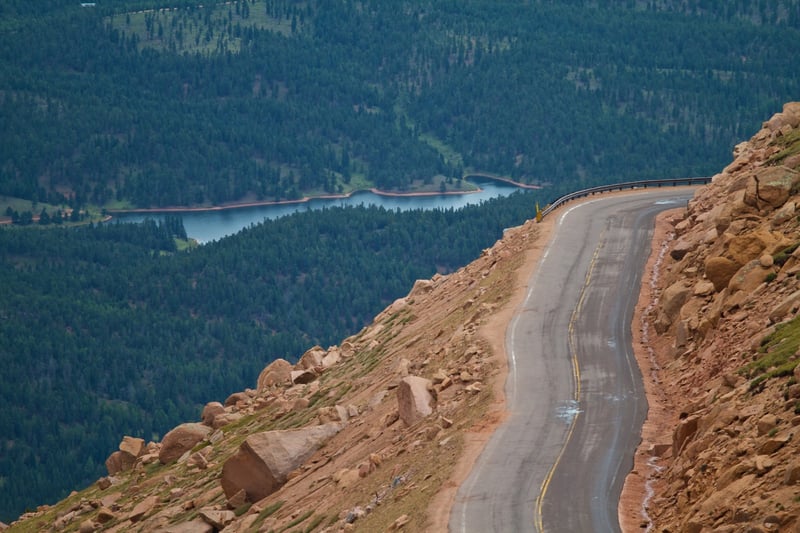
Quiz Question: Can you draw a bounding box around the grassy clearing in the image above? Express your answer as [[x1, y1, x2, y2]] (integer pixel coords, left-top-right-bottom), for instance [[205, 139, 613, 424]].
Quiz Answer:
[[768, 128, 800, 166], [174, 237, 199, 251], [741, 314, 800, 390], [337, 173, 373, 194], [419, 133, 465, 169], [0, 196, 70, 218], [110, 1, 299, 56], [102, 199, 137, 211]]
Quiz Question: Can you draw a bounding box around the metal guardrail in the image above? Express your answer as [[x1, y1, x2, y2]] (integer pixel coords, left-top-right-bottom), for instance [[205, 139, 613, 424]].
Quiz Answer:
[[538, 177, 711, 220]]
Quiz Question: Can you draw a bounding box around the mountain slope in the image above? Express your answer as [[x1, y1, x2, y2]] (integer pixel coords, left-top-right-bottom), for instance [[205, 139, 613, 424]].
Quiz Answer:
[[0, 194, 537, 523], [626, 102, 800, 531], [3, 216, 545, 532]]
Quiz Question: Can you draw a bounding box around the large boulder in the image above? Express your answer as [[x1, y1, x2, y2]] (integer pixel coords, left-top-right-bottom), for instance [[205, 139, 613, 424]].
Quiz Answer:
[[772, 201, 796, 227], [159, 423, 212, 464], [769, 289, 800, 323], [764, 102, 800, 132], [257, 359, 293, 391], [670, 238, 697, 261], [397, 376, 437, 426], [201, 402, 225, 427], [128, 495, 159, 523], [199, 509, 236, 530], [321, 347, 341, 369], [291, 369, 318, 385], [296, 346, 325, 370], [105, 435, 146, 474], [220, 423, 343, 502], [728, 259, 769, 294], [212, 412, 243, 429], [317, 405, 349, 424], [409, 279, 434, 296], [224, 391, 249, 408], [693, 280, 715, 297], [673, 415, 700, 456], [105, 450, 136, 475], [659, 281, 691, 326], [119, 436, 145, 458], [744, 167, 799, 209], [704, 256, 741, 293], [727, 229, 781, 266]]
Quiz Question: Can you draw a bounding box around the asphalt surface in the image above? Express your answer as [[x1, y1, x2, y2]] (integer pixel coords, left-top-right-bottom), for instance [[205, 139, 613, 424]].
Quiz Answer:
[[449, 189, 695, 533]]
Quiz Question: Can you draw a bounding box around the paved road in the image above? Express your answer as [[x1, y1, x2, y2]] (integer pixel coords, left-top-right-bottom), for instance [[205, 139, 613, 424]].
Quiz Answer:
[[449, 189, 694, 533]]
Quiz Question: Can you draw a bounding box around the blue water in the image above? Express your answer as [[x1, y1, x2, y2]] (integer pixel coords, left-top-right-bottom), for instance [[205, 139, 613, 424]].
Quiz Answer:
[[112, 178, 527, 243]]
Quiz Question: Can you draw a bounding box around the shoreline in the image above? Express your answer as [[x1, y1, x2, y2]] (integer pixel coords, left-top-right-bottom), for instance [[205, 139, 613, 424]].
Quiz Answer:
[[104, 175, 542, 215]]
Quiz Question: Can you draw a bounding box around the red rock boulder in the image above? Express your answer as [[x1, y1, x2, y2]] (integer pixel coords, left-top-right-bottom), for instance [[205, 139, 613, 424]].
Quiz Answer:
[[159, 423, 211, 464], [221, 423, 342, 502]]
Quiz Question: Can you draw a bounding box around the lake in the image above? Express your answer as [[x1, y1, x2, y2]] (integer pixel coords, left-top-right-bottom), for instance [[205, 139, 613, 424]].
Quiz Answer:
[[112, 178, 530, 243]]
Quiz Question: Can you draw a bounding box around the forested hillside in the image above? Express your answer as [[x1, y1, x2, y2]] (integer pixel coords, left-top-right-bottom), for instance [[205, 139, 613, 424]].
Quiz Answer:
[[1, 0, 798, 208], [2, 0, 800, 523], [0, 192, 535, 521]]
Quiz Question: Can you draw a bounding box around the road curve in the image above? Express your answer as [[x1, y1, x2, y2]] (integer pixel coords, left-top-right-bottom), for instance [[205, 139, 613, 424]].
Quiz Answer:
[[449, 189, 694, 533]]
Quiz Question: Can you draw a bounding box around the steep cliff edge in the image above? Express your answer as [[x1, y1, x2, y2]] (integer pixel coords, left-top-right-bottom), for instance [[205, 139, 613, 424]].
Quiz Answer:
[[3, 216, 547, 532], [626, 102, 800, 532]]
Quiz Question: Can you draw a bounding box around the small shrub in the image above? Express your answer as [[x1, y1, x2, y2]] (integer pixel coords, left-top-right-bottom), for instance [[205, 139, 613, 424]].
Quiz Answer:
[[279, 510, 313, 531], [774, 242, 800, 266], [234, 503, 252, 517], [749, 375, 768, 392], [765, 272, 778, 283]]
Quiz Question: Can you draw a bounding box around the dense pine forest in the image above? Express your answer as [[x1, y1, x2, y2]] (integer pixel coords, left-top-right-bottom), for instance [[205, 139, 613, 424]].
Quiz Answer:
[[1, 0, 798, 209], [0, 193, 539, 520], [1, 0, 799, 522]]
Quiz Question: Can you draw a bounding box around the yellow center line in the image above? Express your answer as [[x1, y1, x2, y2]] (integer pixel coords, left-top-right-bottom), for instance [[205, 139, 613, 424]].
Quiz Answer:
[[534, 231, 605, 531]]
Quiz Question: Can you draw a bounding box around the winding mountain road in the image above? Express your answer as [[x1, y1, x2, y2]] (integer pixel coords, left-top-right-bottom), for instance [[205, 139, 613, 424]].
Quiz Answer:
[[449, 189, 694, 532]]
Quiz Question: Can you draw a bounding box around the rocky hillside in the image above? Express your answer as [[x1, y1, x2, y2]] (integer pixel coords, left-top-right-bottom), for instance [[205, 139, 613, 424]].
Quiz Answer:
[[2, 218, 543, 532], [630, 102, 800, 532], [7, 101, 800, 533]]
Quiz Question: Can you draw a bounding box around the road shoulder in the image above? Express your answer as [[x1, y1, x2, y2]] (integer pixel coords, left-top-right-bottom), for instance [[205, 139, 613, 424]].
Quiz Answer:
[[425, 216, 555, 531], [618, 207, 684, 531]]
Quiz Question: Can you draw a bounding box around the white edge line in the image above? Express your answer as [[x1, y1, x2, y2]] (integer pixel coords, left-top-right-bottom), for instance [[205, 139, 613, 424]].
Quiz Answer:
[[457, 195, 638, 533]]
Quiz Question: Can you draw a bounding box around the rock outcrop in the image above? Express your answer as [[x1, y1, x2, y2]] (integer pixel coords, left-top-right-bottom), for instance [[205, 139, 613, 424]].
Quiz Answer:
[[628, 102, 800, 533]]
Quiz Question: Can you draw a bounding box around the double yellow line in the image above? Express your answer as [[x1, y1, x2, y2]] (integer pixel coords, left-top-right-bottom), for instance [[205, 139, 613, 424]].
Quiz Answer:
[[533, 233, 605, 531]]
